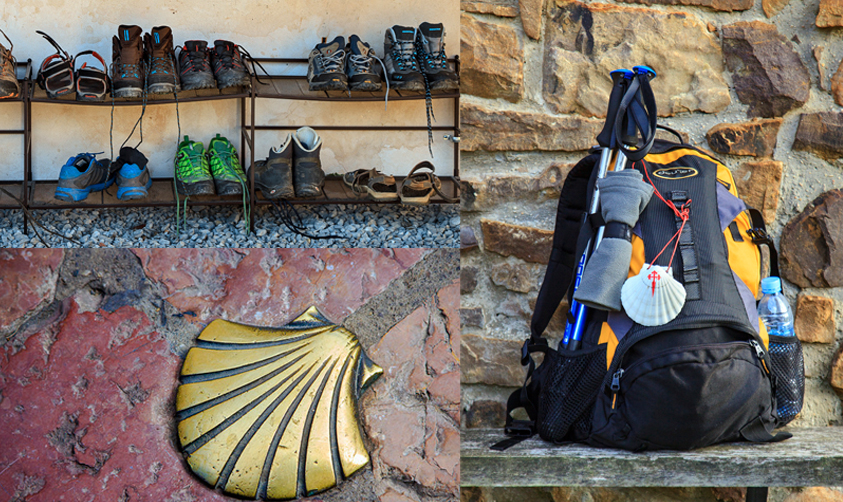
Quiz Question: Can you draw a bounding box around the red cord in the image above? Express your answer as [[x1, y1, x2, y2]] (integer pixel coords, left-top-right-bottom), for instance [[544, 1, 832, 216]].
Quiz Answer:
[[639, 161, 691, 270]]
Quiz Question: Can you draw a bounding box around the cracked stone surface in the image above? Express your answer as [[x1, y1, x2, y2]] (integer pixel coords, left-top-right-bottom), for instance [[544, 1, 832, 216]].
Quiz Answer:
[[0, 249, 459, 502]]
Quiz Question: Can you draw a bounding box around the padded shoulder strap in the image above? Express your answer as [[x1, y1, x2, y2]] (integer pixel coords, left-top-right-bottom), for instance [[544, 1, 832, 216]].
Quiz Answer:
[[745, 207, 780, 278]]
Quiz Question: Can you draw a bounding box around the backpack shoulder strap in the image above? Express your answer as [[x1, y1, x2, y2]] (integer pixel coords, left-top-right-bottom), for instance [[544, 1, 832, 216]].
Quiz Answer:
[[745, 206, 779, 278]]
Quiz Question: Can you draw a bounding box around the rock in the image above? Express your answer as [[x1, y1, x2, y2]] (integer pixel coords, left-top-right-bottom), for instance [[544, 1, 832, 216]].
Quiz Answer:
[[462, 226, 479, 250], [498, 299, 529, 318], [519, 0, 543, 39], [543, 2, 730, 117], [783, 487, 843, 502], [465, 400, 506, 428], [705, 119, 782, 157], [461, 14, 524, 102], [831, 349, 843, 399], [817, 0, 843, 27], [721, 21, 810, 118], [711, 487, 747, 502], [794, 112, 843, 160], [794, 294, 836, 343], [619, 0, 751, 11], [732, 160, 783, 223], [462, 102, 602, 152], [815, 45, 827, 91], [461, 0, 519, 17], [461, 334, 524, 386], [481, 219, 553, 264], [462, 266, 479, 294], [763, 0, 790, 16], [780, 189, 843, 288], [0, 250, 63, 335], [832, 59, 843, 106], [490, 263, 538, 293], [461, 308, 485, 328], [461, 163, 573, 211]]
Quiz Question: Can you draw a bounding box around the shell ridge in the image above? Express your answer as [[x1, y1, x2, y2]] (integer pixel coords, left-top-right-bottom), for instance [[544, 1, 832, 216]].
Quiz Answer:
[[297, 358, 341, 499], [180, 343, 311, 384], [195, 326, 332, 350], [329, 352, 356, 486]]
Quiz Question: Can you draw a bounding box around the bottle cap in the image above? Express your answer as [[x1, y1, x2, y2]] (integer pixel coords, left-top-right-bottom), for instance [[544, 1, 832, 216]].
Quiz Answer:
[[761, 276, 782, 295]]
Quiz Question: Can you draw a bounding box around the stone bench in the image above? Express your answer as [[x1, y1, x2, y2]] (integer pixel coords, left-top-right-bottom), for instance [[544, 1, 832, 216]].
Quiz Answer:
[[461, 427, 843, 501]]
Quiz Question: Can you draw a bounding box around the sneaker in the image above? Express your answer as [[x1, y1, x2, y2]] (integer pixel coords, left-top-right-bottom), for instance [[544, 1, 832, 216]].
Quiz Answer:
[[175, 136, 214, 196], [292, 127, 325, 198], [346, 35, 383, 92], [207, 134, 247, 195], [55, 153, 114, 201], [248, 135, 294, 199], [383, 26, 424, 91], [111, 25, 145, 98], [114, 147, 151, 200], [145, 26, 178, 94], [307, 36, 347, 91], [415, 22, 458, 91], [211, 40, 250, 89], [178, 40, 216, 91], [0, 29, 20, 99]]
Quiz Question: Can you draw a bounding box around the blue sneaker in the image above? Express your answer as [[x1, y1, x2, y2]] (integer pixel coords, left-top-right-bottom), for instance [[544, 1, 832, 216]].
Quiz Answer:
[[55, 153, 114, 201], [114, 147, 151, 200]]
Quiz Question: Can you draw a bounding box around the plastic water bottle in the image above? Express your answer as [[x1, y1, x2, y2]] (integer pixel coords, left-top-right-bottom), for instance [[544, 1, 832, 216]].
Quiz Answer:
[[757, 277, 794, 337]]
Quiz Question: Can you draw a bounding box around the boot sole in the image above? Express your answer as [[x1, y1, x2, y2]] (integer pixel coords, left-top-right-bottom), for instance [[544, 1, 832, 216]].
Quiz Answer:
[[389, 80, 425, 92], [113, 87, 144, 98], [349, 80, 382, 92], [117, 178, 153, 200], [217, 74, 251, 89], [148, 82, 179, 94], [215, 179, 244, 196], [431, 79, 460, 91], [181, 76, 217, 91], [176, 178, 215, 196], [308, 79, 348, 92]]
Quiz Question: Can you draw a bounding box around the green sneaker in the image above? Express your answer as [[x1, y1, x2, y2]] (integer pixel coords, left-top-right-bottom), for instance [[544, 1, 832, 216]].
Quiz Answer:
[[207, 133, 247, 195], [175, 136, 214, 195]]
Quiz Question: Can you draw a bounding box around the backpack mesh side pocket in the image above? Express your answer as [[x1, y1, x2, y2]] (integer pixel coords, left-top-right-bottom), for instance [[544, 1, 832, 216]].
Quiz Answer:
[[768, 334, 804, 426], [537, 344, 606, 443]]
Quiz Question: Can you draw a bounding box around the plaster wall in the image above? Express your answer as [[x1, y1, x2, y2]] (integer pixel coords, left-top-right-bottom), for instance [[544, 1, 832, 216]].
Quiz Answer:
[[0, 0, 459, 180]]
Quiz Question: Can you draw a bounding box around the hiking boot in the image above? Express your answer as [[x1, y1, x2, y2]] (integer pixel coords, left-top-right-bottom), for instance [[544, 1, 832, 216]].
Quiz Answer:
[[145, 26, 178, 94], [248, 135, 294, 199], [346, 35, 382, 92], [178, 40, 216, 91], [307, 36, 347, 91], [175, 136, 214, 196], [111, 25, 145, 98], [415, 22, 458, 91], [211, 40, 250, 89], [207, 134, 247, 195], [383, 26, 424, 91], [55, 153, 114, 201], [0, 29, 20, 99], [292, 127, 325, 198], [114, 147, 151, 200]]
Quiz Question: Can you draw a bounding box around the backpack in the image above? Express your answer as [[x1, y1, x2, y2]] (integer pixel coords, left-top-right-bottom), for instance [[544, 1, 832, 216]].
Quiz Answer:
[[497, 137, 805, 452]]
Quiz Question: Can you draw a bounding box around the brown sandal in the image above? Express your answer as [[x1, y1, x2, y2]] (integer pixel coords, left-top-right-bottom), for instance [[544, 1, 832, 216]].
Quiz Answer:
[[399, 161, 458, 205], [343, 168, 399, 201]]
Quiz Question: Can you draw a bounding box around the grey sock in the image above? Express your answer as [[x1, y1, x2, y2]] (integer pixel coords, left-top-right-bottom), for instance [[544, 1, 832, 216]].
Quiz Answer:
[[574, 238, 632, 312]]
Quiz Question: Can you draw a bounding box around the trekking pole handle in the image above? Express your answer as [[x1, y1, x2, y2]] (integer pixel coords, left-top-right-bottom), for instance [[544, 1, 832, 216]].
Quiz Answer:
[[595, 69, 632, 149]]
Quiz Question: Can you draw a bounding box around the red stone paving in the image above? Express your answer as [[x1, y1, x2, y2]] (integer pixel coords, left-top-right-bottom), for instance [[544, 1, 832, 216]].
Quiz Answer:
[[133, 248, 429, 326], [0, 250, 64, 333]]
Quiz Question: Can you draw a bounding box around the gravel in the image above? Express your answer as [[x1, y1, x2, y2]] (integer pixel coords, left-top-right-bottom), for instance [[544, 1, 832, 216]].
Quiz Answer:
[[0, 204, 459, 248]]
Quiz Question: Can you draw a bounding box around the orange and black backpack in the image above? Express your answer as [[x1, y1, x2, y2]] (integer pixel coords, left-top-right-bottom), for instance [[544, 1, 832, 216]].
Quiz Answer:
[[497, 137, 805, 451]]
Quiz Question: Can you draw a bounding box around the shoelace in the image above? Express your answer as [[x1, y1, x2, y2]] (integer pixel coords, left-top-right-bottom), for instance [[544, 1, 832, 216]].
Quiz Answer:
[[177, 46, 211, 73], [349, 50, 390, 108], [209, 146, 251, 233], [267, 198, 342, 240], [391, 41, 418, 71], [414, 39, 437, 158], [150, 55, 174, 75], [319, 48, 346, 73]]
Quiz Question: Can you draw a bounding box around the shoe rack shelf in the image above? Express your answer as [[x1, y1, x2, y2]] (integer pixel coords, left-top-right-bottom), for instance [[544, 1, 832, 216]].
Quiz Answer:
[[3, 57, 460, 234]]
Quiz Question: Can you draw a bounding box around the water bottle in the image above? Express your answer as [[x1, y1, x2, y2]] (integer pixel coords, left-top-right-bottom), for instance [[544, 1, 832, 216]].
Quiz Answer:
[[757, 277, 794, 337]]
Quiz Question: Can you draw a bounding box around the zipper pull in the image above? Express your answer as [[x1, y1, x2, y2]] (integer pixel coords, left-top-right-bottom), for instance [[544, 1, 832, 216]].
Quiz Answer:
[[750, 339, 765, 359], [610, 369, 625, 392]]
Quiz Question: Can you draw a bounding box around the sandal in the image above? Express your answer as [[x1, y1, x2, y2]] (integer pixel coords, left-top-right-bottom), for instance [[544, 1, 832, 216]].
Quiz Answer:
[[36, 31, 74, 98], [74, 51, 109, 101], [343, 168, 398, 201], [399, 161, 458, 205]]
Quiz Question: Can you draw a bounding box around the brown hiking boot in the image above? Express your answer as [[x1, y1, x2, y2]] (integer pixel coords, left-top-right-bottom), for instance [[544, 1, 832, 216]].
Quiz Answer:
[[0, 29, 20, 99], [145, 26, 178, 94], [111, 25, 144, 98], [292, 127, 325, 198]]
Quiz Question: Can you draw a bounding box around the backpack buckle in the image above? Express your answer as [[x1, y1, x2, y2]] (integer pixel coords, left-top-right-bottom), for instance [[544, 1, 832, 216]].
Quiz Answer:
[[747, 227, 771, 245]]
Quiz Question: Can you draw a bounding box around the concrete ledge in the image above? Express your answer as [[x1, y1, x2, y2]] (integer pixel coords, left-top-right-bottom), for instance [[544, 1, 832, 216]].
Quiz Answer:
[[461, 427, 843, 487]]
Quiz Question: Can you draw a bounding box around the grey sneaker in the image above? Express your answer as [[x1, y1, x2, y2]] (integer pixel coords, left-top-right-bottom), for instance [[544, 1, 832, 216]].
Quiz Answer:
[[415, 22, 458, 91], [211, 40, 251, 89], [307, 36, 347, 91], [383, 25, 424, 91], [55, 153, 114, 201], [292, 127, 325, 198], [248, 135, 295, 199], [178, 41, 216, 91], [346, 35, 383, 92], [0, 29, 20, 99]]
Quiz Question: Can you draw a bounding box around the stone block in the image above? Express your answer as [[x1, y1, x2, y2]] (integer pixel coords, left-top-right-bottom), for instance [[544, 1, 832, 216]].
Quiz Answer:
[[462, 0, 519, 16], [461, 14, 524, 101], [490, 262, 538, 293], [780, 189, 843, 288], [462, 333, 524, 386], [795, 294, 836, 343], [793, 112, 843, 160], [817, 0, 843, 27], [465, 399, 506, 428], [481, 219, 553, 264], [732, 160, 783, 223], [706, 119, 782, 157]]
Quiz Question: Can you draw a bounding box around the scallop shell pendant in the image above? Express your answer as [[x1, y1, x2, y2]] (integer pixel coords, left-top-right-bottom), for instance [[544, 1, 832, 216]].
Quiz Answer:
[[620, 264, 686, 326], [175, 306, 383, 500]]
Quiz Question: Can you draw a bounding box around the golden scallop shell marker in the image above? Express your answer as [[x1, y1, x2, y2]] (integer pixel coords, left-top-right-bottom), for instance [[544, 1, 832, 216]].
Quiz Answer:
[[175, 306, 383, 500]]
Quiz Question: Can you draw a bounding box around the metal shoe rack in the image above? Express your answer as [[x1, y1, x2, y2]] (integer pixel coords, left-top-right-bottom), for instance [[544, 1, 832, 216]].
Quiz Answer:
[[1, 57, 460, 234]]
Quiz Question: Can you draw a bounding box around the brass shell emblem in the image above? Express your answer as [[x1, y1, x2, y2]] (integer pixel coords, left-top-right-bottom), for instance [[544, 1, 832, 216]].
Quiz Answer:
[[175, 307, 383, 500]]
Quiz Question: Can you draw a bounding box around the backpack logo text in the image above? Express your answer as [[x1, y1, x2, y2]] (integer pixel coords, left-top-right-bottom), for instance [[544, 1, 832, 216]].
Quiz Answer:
[[653, 167, 698, 180]]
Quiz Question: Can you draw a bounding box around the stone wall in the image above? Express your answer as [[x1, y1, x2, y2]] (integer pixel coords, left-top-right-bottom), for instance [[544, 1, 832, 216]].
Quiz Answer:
[[460, 0, 843, 496]]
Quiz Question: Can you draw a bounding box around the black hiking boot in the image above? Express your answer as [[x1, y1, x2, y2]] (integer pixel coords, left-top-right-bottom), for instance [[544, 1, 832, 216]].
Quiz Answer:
[[144, 26, 178, 94], [178, 40, 216, 91], [111, 25, 144, 98], [346, 35, 382, 92], [307, 36, 347, 91], [383, 25, 424, 91], [248, 135, 295, 199], [292, 127, 325, 198], [211, 40, 250, 89], [415, 22, 458, 91]]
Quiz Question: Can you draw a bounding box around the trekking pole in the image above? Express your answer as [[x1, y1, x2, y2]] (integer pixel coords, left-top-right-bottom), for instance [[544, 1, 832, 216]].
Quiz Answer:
[[561, 68, 632, 350], [564, 66, 657, 351]]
